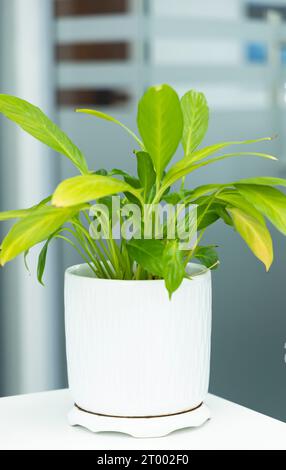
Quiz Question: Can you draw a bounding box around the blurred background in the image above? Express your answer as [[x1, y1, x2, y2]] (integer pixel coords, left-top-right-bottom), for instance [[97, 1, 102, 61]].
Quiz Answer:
[[0, 0, 286, 421]]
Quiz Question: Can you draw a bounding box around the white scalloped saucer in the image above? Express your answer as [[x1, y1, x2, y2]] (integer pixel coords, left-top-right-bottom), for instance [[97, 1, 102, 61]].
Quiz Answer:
[[68, 403, 210, 438]]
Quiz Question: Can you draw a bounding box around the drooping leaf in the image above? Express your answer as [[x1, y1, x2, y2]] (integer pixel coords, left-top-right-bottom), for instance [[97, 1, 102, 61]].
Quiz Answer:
[[216, 190, 265, 223], [163, 240, 185, 298], [136, 151, 156, 200], [52, 175, 143, 207], [193, 245, 219, 269], [0, 206, 82, 265], [0, 94, 88, 174], [234, 184, 286, 235], [137, 84, 183, 180], [127, 239, 165, 277], [181, 90, 209, 155], [228, 207, 273, 271], [76, 108, 144, 148]]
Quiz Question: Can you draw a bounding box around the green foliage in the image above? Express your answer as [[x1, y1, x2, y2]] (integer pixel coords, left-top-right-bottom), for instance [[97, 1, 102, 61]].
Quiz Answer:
[[136, 151, 156, 201], [0, 95, 88, 174], [52, 174, 143, 207], [181, 90, 209, 155], [0, 84, 285, 298], [137, 84, 183, 181]]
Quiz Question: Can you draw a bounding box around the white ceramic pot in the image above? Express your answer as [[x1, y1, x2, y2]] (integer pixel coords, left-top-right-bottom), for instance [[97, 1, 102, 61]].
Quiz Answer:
[[65, 263, 212, 418]]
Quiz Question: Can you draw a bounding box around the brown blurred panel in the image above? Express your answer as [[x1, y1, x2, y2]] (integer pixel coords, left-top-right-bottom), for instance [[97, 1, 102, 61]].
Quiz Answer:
[[57, 89, 130, 107], [57, 42, 129, 62], [55, 0, 128, 17]]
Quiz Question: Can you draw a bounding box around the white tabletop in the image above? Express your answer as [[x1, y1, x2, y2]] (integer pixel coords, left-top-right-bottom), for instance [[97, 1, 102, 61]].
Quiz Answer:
[[0, 389, 285, 450]]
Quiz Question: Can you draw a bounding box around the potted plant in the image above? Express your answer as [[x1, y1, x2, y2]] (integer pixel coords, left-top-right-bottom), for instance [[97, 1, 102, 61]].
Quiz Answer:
[[0, 85, 285, 437]]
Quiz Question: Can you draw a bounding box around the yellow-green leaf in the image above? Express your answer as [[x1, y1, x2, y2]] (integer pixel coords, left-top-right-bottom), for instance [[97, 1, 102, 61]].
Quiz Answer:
[[0, 94, 88, 174], [52, 175, 143, 207], [234, 184, 286, 235], [0, 206, 82, 266], [0, 196, 52, 221], [228, 207, 273, 271], [0, 209, 33, 221]]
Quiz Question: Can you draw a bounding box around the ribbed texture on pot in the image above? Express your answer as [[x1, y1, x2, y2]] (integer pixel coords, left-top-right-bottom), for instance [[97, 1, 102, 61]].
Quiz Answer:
[[65, 264, 212, 417]]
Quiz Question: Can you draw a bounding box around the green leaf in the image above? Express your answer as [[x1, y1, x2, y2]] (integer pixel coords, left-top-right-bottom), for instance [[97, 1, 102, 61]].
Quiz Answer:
[[0, 208, 34, 221], [24, 250, 30, 273], [37, 232, 58, 286], [137, 84, 183, 180], [234, 184, 286, 235], [193, 245, 219, 269], [127, 239, 165, 277], [0, 206, 82, 265], [76, 108, 144, 148], [0, 195, 52, 221], [162, 151, 276, 192], [197, 205, 221, 230], [186, 184, 227, 202], [52, 175, 143, 207], [109, 168, 141, 189], [228, 207, 273, 271], [0, 94, 88, 174], [216, 190, 265, 223], [163, 191, 186, 204], [136, 151, 156, 200], [190, 137, 274, 164], [235, 176, 286, 187], [181, 90, 209, 155], [163, 240, 185, 298]]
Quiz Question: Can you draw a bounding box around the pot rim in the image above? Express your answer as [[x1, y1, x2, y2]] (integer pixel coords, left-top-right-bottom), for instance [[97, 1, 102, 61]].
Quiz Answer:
[[65, 262, 211, 285]]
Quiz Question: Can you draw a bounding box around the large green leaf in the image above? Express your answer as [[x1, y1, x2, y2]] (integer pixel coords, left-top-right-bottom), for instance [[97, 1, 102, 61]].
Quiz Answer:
[[136, 151, 156, 200], [137, 84, 183, 180], [0, 206, 81, 265], [0, 94, 88, 174], [181, 90, 209, 155], [163, 240, 185, 297], [76, 108, 144, 148], [234, 184, 286, 235], [228, 207, 273, 271], [52, 175, 143, 207], [127, 239, 165, 277]]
